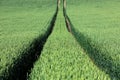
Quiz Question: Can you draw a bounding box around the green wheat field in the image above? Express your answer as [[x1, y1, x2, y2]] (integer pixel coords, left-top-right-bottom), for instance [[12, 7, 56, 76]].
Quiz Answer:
[[0, 0, 120, 80]]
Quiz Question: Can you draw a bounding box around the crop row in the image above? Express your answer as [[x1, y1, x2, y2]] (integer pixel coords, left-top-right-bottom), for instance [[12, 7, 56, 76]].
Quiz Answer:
[[29, 8, 110, 80]]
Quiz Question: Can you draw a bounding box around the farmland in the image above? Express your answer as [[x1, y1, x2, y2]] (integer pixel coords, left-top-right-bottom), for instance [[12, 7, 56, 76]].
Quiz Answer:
[[66, 0, 120, 79], [0, 0, 57, 79], [29, 8, 110, 80], [0, 0, 120, 80]]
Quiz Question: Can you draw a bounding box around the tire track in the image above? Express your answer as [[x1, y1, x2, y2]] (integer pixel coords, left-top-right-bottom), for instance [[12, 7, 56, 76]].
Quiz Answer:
[[63, 0, 120, 80], [0, 5, 58, 80]]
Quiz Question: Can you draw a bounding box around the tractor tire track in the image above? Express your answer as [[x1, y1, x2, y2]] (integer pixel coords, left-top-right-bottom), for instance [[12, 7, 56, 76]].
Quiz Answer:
[[0, 6, 58, 80], [63, 0, 120, 80]]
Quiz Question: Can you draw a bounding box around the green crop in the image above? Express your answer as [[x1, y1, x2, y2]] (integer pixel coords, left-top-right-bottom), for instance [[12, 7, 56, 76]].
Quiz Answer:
[[29, 7, 110, 80], [66, 0, 120, 79], [0, 0, 119, 79], [0, 0, 56, 78]]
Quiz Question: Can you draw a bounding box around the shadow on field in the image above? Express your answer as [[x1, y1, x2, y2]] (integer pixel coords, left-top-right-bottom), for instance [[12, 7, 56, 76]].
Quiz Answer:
[[0, 7, 58, 80], [63, 7, 120, 80], [66, 16, 120, 80]]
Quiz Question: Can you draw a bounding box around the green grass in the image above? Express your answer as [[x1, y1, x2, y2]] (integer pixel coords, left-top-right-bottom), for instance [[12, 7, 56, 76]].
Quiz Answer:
[[29, 8, 110, 80], [66, 0, 120, 79], [0, 0, 56, 77]]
